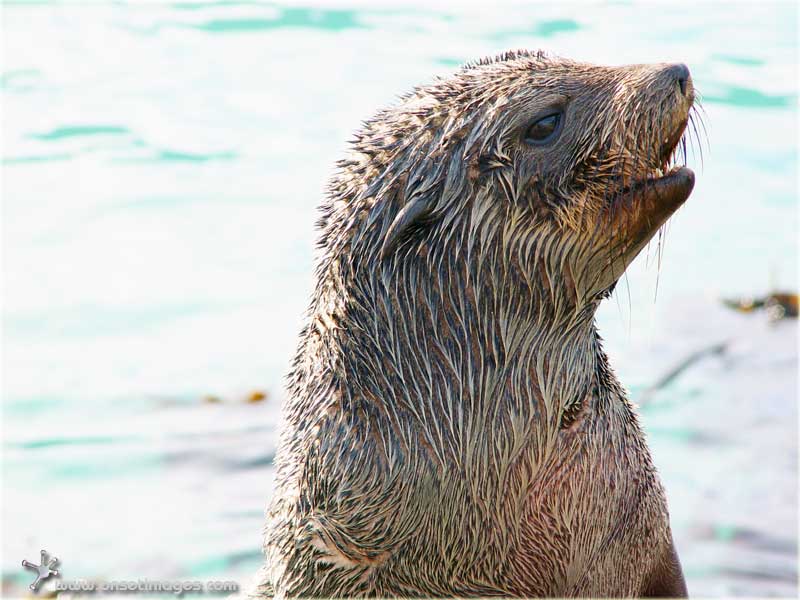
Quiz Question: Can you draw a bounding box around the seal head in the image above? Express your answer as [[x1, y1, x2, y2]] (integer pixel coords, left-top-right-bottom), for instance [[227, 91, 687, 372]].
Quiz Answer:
[[373, 51, 696, 300]]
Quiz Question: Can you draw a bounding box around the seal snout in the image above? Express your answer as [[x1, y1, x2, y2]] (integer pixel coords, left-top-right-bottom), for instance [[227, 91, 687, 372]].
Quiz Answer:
[[663, 63, 692, 98]]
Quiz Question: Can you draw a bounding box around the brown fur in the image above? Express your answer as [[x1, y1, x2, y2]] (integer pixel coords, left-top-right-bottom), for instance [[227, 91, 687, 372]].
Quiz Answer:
[[253, 50, 701, 597]]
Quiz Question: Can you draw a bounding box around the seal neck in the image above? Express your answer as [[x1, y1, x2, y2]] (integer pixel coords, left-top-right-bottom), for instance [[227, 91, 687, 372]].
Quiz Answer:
[[312, 239, 603, 459]]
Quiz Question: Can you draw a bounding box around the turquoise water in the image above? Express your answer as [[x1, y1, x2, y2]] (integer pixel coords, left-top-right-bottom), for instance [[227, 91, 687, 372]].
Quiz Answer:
[[2, 1, 797, 597]]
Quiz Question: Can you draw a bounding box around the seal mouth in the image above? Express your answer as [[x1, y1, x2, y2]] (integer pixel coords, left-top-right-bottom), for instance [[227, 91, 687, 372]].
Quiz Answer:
[[614, 112, 695, 220], [600, 109, 697, 255], [621, 165, 695, 250], [627, 165, 695, 207]]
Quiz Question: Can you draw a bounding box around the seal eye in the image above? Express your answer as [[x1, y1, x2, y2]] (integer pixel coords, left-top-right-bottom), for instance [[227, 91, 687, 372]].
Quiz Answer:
[[524, 113, 562, 145]]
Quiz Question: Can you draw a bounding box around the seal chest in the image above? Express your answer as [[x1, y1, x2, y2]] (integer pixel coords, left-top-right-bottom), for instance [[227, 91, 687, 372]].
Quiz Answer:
[[258, 50, 698, 598]]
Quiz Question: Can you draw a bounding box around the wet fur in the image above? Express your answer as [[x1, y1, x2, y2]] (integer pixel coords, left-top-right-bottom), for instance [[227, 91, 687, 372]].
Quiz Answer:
[[255, 50, 699, 597]]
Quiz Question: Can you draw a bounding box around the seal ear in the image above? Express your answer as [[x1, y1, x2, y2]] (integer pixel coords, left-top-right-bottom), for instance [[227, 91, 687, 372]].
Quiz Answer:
[[379, 194, 436, 259]]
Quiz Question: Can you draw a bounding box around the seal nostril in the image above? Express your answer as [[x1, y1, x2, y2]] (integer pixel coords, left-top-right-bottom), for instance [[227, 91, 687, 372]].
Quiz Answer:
[[678, 76, 687, 96], [668, 63, 691, 97]]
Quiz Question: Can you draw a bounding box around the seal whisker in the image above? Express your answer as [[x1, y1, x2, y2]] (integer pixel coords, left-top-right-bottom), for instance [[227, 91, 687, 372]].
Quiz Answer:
[[693, 95, 712, 154], [687, 110, 704, 170]]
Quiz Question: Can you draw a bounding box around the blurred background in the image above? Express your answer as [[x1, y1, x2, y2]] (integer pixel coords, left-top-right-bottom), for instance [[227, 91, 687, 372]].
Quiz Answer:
[[2, 0, 797, 597]]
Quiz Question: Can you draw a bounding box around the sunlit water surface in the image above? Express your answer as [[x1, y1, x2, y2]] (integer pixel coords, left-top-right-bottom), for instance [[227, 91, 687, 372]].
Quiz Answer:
[[3, 1, 797, 597]]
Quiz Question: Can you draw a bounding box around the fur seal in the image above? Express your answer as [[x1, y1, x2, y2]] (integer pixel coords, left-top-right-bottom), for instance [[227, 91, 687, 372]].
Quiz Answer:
[[255, 50, 698, 597]]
